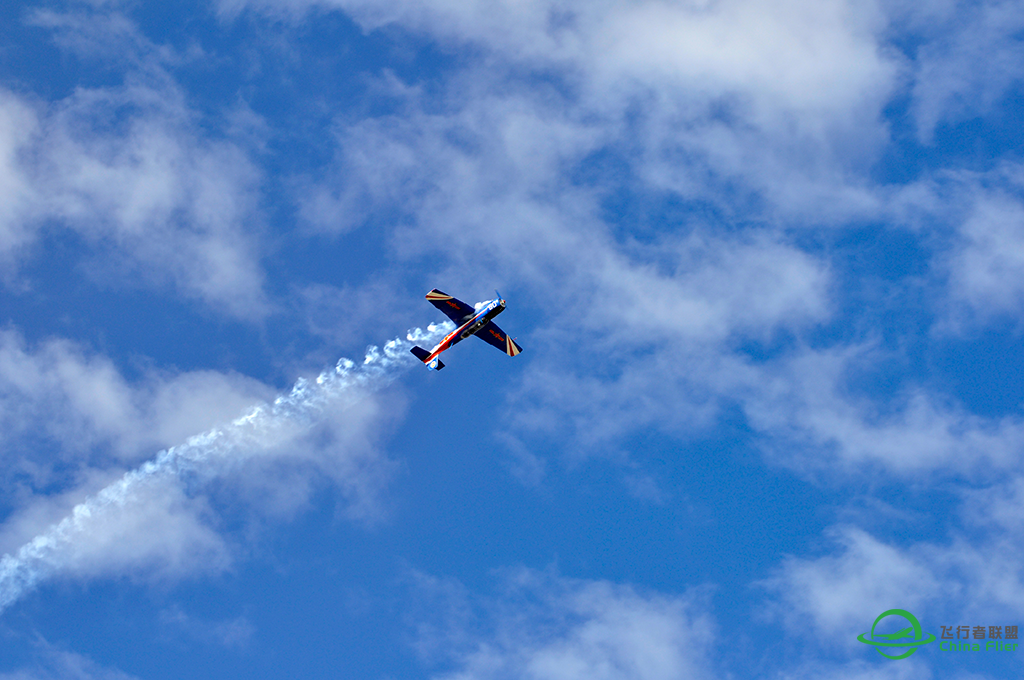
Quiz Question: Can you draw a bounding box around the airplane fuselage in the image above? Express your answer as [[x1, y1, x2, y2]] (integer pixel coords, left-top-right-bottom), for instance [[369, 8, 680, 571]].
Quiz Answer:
[[424, 298, 505, 367], [411, 289, 522, 370]]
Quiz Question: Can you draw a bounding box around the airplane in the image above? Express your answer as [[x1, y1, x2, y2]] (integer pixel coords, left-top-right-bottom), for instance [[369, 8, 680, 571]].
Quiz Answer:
[[410, 289, 523, 370]]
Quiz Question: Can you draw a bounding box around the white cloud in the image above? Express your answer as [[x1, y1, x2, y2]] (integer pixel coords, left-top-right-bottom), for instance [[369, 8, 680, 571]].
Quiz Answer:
[[29, 7, 162, 67], [34, 81, 268, 318], [159, 604, 256, 648], [771, 659, 933, 680], [0, 644, 141, 680], [295, 279, 420, 357], [308, 81, 832, 329], [300, 91, 603, 245], [580, 232, 830, 344], [763, 526, 941, 641], [414, 570, 717, 680], [0, 329, 275, 487], [0, 91, 38, 260], [226, 0, 895, 116], [212, 383, 405, 523], [946, 176, 1024, 321], [763, 474, 1024, 655], [736, 343, 1024, 476], [234, 0, 903, 223], [58, 473, 232, 582], [905, 0, 1024, 142], [963, 475, 1024, 534], [884, 162, 1024, 328], [0, 6, 268, 318], [583, 0, 895, 139], [509, 330, 1024, 480], [229, 0, 1021, 229]]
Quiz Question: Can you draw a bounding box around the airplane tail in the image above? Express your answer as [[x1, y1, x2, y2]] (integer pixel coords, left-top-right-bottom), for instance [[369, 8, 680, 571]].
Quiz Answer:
[[411, 346, 445, 370]]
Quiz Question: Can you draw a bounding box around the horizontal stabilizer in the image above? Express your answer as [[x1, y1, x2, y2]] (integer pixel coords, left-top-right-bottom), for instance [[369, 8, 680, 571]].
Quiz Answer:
[[410, 346, 431, 362], [430, 359, 445, 370]]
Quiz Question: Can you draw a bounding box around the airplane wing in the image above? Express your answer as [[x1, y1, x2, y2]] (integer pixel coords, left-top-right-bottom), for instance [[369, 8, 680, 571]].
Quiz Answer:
[[474, 320, 523, 357], [426, 289, 476, 323]]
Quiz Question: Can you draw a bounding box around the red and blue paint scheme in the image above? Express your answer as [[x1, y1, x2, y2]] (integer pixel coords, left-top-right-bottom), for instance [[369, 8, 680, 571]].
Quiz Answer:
[[410, 289, 523, 370]]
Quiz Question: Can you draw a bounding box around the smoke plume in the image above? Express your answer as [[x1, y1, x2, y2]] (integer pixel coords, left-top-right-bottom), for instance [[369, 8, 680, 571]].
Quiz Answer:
[[0, 323, 451, 615]]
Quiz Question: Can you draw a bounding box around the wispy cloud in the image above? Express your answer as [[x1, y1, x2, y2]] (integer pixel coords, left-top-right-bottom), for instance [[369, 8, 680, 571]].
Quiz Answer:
[[905, 0, 1024, 142], [411, 568, 717, 680], [735, 343, 1024, 476], [0, 329, 275, 462], [159, 604, 255, 649], [944, 166, 1024, 324], [0, 636, 140, 680], [762, 473, 1024, 651], [0, 5, 269, 318], [763, 526, 942, 641]]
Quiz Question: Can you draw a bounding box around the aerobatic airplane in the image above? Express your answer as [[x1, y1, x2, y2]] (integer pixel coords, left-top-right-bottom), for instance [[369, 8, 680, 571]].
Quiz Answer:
[[410, 289, 523, 370]]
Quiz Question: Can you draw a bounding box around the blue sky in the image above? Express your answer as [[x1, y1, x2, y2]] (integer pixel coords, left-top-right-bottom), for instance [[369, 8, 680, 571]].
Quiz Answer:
[[1, 0, 1024, 678]]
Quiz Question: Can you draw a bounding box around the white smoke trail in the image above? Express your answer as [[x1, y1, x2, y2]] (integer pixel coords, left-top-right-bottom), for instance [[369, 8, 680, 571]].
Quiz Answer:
[[0, 323, 451, 615]]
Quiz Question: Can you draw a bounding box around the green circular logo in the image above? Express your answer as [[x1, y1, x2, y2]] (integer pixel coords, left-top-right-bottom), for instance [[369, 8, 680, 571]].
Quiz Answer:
[[858, 609, 936, 659]]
